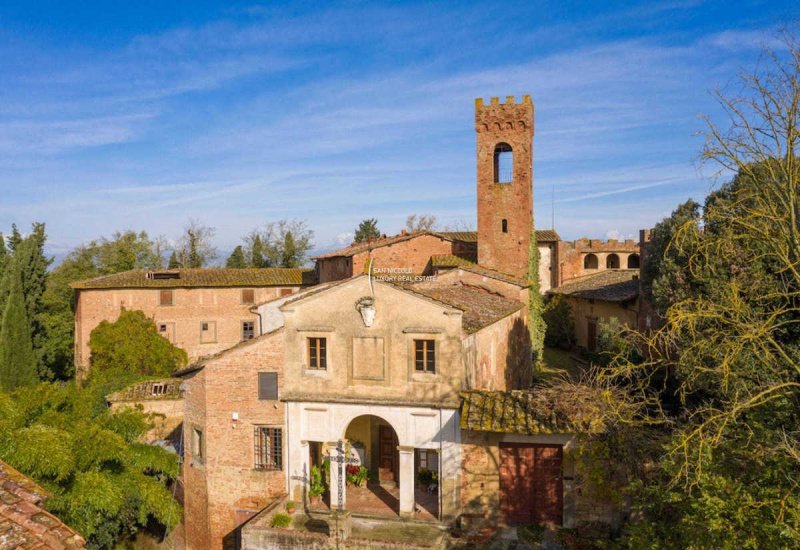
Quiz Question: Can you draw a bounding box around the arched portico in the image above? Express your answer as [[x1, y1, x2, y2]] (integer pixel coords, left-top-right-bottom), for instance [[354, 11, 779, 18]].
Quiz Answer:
[[286, 401, 457, 521]]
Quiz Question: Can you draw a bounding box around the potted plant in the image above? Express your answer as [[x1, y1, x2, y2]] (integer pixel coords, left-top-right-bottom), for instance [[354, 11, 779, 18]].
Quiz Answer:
[[309, 465, 325, 505], [346, 465, 369, 488], [285, 500, 296, 514], [417, 468, 434, 490]]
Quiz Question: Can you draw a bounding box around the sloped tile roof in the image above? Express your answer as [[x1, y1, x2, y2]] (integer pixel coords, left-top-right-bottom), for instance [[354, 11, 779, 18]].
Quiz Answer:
[[71, 268, 316, 289], [404, 283, 524, 333], [313, 231, 452, 259], [430, 255, 529, 288], [434, 230, 560, 243], [0, 460, 86, 549], [106, 378, 182, 402], [430, 254, 474, 268], [460, 389, 608, 435], [549, 269, 639, 303]]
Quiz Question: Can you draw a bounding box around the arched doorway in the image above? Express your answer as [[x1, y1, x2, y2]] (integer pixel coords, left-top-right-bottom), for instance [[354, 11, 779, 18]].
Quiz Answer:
[[627, 253, 640, 268], [606, 253, 620, 269], [344, 415, 399, 488], [584, 253, 598, 270]]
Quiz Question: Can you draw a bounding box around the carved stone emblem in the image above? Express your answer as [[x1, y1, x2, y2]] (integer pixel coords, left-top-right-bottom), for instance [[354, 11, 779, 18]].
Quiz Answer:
[[355, 296, 376, 327]]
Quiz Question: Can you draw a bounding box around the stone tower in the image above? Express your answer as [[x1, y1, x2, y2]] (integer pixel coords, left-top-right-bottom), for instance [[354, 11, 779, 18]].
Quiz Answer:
[[475, 95, 534, 279]]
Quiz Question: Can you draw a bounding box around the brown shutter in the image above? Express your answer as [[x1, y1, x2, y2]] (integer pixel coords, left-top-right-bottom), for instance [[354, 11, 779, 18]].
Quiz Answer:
[[258, 372, 278, 400]]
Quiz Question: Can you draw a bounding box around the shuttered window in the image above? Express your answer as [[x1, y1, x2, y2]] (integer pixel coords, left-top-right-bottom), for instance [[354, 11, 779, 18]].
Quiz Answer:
[[159, 289, 174, 306], [241, 289, 255, 304], [258, 372, 278, 400]]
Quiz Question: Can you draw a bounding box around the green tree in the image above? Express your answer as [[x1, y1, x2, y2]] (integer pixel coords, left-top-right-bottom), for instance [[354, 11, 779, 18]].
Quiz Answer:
[[175, 220, 217, 268], [542, 295, 574, 350], [40, 230, 162, 380], [167, 251, 180, 269], [88, 310, 187, 377], [251, 234, 267, 267], [354, 218, 380, 243], [0, 376, 181, 548], [226, 245, 247, 268], [0, 264, 38, 390], [608, 29, 800, 548], [527, 227, 545, 365]]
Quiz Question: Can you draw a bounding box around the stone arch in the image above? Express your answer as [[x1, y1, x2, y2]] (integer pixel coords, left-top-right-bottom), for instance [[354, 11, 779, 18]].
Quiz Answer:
[[584, 253, 598, 270], [627, 254, 640, 268], [606, 253, 620, 269]]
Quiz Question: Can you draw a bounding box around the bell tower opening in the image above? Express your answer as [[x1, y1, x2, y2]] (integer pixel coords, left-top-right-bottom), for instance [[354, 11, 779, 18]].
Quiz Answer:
[[475, 95, 534, 279]]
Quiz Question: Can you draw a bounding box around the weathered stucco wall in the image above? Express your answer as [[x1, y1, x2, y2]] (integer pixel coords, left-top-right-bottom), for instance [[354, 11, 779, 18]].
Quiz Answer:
[[462, 308, 531, 391], [564, 296, 638, 350]]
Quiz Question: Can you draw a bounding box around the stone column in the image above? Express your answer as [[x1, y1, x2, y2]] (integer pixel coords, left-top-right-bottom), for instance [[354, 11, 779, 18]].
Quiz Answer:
[[398, 445, 415, 518], [327, 441, 346, 510]]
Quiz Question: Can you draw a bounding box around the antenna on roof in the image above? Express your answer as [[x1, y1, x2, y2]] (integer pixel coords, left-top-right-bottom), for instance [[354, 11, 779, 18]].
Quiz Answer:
[[551, 183, 555, 230]]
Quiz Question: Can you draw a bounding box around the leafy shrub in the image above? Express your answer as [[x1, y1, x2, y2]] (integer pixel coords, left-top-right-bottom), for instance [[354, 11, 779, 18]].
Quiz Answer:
[[543, 295, 575, 350], [270, 513, 292, 528], [309, 465, 325, 498]]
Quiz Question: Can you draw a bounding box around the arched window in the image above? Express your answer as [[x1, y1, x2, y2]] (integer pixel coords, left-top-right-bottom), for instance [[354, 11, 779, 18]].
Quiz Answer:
[[494, 143, 513, 183], [606, 254, 620, 269], [627, 254, 640, 269], [584, 253, 598, 269]]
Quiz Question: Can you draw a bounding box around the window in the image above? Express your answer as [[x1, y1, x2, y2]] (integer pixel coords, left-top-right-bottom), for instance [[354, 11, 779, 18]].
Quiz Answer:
[[501, 219, 508, 233], [627, 254, 640, 269], [493, 142, 513, 183], [241, 288, 255, 304], [258, 372, 278, 400], [158, 323, 167, 333], [254, 427, 283, 470], [606, 253, 620, 269], [200, 321, 216, 343], [308, 337, 327, 370], [242, 320, 255, 341], [191, 427, 204, 464], [159, 289, 174, 306], [414, 339, 436, 373], [584, 253, 599, 270], [280, 288, 293, 297]]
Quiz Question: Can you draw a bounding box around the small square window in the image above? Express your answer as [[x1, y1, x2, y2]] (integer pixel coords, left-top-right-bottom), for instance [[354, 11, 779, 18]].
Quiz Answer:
[[414, 339, 436, 373], [159, 289, 174, 306], [158, 323, 167, 332], [280, 288, 293, 297], [308, 337, 327, 370], [242, 320, 255, 341]]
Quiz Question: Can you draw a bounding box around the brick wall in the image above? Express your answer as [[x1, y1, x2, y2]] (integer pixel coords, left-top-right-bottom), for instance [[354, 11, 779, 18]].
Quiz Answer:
[[556, 239, 640, 286], [351, 234, 458, 276], [476, 96, 534, 280], [74, 285, 300, 379], [181, 330, 286, 550]]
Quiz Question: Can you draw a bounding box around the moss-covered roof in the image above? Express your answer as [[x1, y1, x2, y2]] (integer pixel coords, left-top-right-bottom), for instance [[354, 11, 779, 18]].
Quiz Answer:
[[106, 378, 182, 402], [460, 388, 611, 435], [71, 268, 316, 289], [549, 269, 639, 303]]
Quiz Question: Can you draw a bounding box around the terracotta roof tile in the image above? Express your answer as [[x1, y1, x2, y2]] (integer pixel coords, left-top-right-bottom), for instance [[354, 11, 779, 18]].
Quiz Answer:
[[549, 269, 639, 302], [70, 268, 316, 290], [0, 460, 85, 549], [534, 229, 561, 242], [403, 282, 524, 333], [106, 378, 182, 402], [460, 389, 609, 435]]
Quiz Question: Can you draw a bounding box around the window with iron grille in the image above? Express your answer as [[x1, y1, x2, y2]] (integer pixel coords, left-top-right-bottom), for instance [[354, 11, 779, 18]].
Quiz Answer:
[[254, 426, 282, 470], [242, 320, 255, 341], [159, 289, 174, 306], [493, 143, 513, 183], [414, 339, 436, 373], [308, 337, 327, 370]]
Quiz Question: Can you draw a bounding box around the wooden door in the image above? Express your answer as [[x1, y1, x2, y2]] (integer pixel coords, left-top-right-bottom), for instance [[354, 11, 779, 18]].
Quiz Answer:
[[587, 319, 597, 352], [499, 443, 563, 525], [378, 425, 398, 482]]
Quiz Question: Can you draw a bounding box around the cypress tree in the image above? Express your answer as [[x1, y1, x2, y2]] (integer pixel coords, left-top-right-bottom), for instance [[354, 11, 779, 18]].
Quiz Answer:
[[0, 264, 38, 390], [252, 235, 266, 268], [528, 227, 546, 366], [168, 251, 180, 269], [226, 246, 247, 268]]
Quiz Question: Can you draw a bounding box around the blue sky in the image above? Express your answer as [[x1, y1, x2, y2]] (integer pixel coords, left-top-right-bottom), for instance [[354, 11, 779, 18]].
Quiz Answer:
[[0, 1, 796, 259]]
